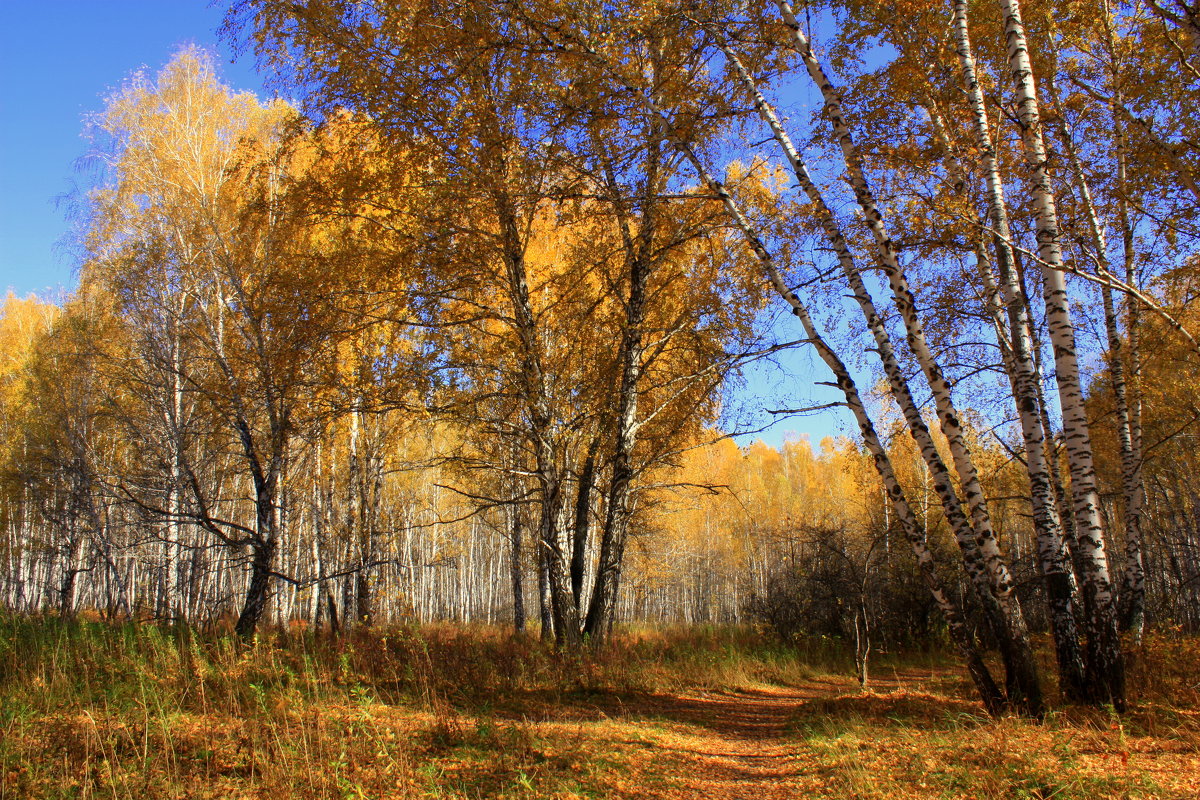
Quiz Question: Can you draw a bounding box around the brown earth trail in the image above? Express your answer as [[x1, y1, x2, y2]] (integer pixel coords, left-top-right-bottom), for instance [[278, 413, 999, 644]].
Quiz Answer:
[[499, 666, 1198, 799], [513, 668, 988, 799], [633, 671, 983, 799], [613, 683, 837, 800]]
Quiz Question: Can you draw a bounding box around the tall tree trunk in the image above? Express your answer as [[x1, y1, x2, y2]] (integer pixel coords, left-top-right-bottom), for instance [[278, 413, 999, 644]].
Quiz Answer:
[[1050, 67, 1148, 649], [496, 189, 580, 646], [537, 539, 554, 641], [583, 113, 660, 645], [571, 442, 599, 610], [508, 496, 526, 633], [998, 0, 1125, 709], [584, 268, 648, 642], [773, 0, 1027, 624], [1109, 64, 1147, 643], [947, 0, 1088, 701], [542, 493, 580, 647], [235, 536, 276, 637], [234, 452, 282, 637], [58, 525, 85, 619]]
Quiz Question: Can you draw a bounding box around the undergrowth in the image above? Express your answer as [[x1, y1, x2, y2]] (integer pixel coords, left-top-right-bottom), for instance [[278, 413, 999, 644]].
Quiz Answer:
[[0, 616, 1196, 799]]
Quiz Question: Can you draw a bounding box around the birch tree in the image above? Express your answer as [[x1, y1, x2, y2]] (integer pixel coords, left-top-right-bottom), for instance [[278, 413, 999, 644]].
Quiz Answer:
[[84, 50, 357, 636], [996, 0, 1125, 708]]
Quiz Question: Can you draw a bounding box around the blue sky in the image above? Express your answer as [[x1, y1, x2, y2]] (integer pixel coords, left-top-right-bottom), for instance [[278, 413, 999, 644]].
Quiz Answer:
[[0, 0, 265, 298], [0, 0, 849, 447]]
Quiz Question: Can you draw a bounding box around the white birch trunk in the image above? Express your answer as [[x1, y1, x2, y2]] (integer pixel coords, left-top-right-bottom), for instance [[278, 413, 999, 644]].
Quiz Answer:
[[772, 1, 1021, 614], [946, 0, 1088, 700], [998, 0, 1125, 708], [1050, 65, 1148, 649]]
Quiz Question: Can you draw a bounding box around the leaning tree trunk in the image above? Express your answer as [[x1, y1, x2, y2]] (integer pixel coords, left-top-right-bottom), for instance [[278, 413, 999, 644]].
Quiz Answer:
[[720, 35, 1040, 714], [1102, 279, 1146, 638], [1049, 65, 1148, 649], [559, 17, 1006, 716], [666, 125, 1007, 715], [771, 5, 1045, 711], [773, 0, 1025, 618], [998, 0, 1125, 709], [763, 221, 1006, 716]]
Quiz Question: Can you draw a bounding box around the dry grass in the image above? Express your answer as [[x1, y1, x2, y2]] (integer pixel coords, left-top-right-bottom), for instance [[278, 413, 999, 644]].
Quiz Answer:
[[1, 616, 1196, 799]]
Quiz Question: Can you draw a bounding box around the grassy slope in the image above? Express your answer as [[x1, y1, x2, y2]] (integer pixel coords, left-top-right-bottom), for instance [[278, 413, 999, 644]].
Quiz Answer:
[[1, 617, 1196, 799]]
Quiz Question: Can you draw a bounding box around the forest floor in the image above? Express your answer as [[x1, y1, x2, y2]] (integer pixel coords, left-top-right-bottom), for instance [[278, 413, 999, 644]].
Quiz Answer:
[[2, 618, 1198, 799]]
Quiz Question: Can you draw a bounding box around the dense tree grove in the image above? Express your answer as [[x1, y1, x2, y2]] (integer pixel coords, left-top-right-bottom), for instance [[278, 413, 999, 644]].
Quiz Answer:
[[3, 0, 1199, 715]]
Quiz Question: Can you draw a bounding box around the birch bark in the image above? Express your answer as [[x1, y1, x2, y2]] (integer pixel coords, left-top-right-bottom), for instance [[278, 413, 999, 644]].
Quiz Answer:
[[947, 0, 1088, 700], [772, 0, 1019, 610], [1112, 94, 1147, 642], [496, 187, 581, 646], [998, 0, 1125, 708], [718, 172, 1007, 715], [584, 131, 656, 644]]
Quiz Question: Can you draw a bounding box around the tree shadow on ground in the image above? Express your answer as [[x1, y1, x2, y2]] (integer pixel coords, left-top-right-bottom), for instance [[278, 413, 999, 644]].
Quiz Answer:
[[457, 667, 988, 741]]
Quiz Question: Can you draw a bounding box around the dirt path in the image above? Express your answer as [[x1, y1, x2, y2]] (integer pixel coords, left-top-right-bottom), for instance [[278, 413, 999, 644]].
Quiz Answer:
[[623, 685, 824, 800], [584, 669, 976, 799], [468, 663, 1197, 799]]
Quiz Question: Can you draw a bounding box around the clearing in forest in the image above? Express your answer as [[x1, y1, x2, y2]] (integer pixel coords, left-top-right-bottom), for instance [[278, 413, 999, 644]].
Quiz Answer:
[[2, 621, 1198, 799]]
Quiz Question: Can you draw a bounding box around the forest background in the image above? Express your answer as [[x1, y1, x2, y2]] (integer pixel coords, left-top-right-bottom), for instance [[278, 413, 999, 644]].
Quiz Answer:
[[1, 0, 1199, 729]]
